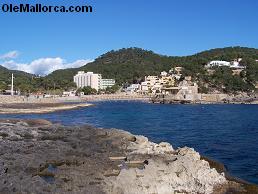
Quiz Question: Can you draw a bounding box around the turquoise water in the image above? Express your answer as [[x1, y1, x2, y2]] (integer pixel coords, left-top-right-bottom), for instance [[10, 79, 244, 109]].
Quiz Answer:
[[1, 101, 258, 184]]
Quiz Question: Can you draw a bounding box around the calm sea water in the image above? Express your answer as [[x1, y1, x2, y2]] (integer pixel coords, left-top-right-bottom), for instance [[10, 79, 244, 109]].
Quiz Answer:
[[1, 101, 258, 184]]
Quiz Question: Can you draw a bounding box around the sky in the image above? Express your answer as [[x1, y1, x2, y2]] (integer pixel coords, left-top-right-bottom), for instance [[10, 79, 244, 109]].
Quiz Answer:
[[0, 0, 258, 75]]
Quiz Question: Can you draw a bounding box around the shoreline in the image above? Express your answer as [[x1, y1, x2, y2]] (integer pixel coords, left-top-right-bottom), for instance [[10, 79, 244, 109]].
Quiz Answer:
[[150, 97, 258, 105], [1, 94, 258, 105], [80, 94, 150, 102], [0, 119, 257, 193], [0, 103, 93, 114], [152, 101, 258, 105], [0, 98, 257, 115]]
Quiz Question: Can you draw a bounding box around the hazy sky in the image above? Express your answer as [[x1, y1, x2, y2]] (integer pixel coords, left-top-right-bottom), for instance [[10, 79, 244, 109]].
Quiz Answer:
[[0, 0, 258, 75]]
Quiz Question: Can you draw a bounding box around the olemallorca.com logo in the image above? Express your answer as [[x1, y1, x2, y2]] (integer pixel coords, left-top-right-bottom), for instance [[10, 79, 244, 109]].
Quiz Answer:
[[1, 3, 93, 13]]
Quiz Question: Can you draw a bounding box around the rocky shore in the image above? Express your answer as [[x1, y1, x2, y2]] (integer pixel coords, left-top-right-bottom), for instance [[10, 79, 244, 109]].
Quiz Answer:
[[151, 93, 258, 105], [0, 119, 257, 194]]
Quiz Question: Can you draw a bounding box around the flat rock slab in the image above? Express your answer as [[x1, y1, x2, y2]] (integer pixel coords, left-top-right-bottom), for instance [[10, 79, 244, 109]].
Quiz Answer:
[[0, 119, 128, 193]]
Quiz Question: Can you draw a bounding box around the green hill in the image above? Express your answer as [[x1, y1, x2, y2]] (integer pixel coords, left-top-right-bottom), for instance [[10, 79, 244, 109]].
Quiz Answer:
[[46, 46, 258, 92], [0, 65, 35, 92], [194, 47, 258, 61], [1, 46, 258, 93], [80, 48, 173, 84]]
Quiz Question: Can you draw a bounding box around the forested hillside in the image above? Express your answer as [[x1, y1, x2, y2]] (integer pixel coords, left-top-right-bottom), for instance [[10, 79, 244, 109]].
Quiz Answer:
[[1, 47, 258, 93], [0, 65, 36, 92]]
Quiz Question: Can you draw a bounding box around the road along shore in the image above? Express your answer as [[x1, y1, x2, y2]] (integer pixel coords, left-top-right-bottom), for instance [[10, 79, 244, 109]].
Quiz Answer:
[[0, 119, 257, 193], [80, 94, 150, 102]]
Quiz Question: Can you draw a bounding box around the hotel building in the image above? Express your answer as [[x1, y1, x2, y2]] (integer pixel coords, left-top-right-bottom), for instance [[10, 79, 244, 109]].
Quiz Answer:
[[101, 79, 116, 89], [73, 71, 115, 91]]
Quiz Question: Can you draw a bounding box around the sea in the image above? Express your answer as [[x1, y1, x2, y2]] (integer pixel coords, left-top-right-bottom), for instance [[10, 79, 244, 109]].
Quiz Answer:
[[1, 101, 258, 185]]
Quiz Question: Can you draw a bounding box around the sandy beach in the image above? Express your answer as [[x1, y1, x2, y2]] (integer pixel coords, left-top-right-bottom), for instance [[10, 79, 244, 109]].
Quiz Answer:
[[0, 95, 93, 114], [0, 103, 92, 114], [0, 94, 149, 114]]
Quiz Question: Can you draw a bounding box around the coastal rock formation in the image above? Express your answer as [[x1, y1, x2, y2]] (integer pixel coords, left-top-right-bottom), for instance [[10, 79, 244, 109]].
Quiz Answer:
[[0, 119, 256, 194], [106, 136, 226, 194], [127, 135, 174, 155]]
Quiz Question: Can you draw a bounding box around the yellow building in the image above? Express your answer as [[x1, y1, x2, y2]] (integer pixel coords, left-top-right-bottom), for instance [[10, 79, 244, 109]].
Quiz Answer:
[[160, 75, 175, 87]]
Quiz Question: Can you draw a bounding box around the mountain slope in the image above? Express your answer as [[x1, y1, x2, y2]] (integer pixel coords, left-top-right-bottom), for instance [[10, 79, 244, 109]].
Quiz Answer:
[[80, 48, 173, 84], [1, 46, 258, 93], [47, 46, 258, 85], [0, 65, 35, 91], [46, 48, 173, 85], [193, 46, 258, 61]]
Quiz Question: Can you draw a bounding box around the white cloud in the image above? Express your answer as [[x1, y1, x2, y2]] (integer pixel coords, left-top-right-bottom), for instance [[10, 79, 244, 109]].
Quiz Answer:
[[0, 51, 19, 60], [0, 50, 92, 75], [1, 57, 92, 75]]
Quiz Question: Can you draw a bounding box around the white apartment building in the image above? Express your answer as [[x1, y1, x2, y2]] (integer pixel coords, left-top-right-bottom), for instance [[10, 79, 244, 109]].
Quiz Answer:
[[169, 67, 182, 80], [125, 84, 141, 93], [73, 71, 115, 91], [206, 61, 231, 68], [206, 60, 245, 69], [140, 76, 163, 93], [73, 71, 102, 91], [101, 79, 116, 89], [145, 76, 159, 86], [160, 71, 168, 76], [140, 76, 157, 92], [140, 81, 149, 92]]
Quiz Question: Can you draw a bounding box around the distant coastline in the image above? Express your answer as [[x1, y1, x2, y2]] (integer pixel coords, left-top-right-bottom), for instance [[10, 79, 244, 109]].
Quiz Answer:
[[1, 93, 258, 115], [1, 47, 258, 101]]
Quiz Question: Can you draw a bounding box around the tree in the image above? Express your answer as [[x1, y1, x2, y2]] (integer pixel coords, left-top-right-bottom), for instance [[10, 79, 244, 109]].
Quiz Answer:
[[16, 83, 34, 94], [82, 86, 97, 95], [0, 82, 7, 91], [105, 85, 120, 94], [244, 59, 258, 84], [209, 66, 254, 93], [76, 88, 82, 96]]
